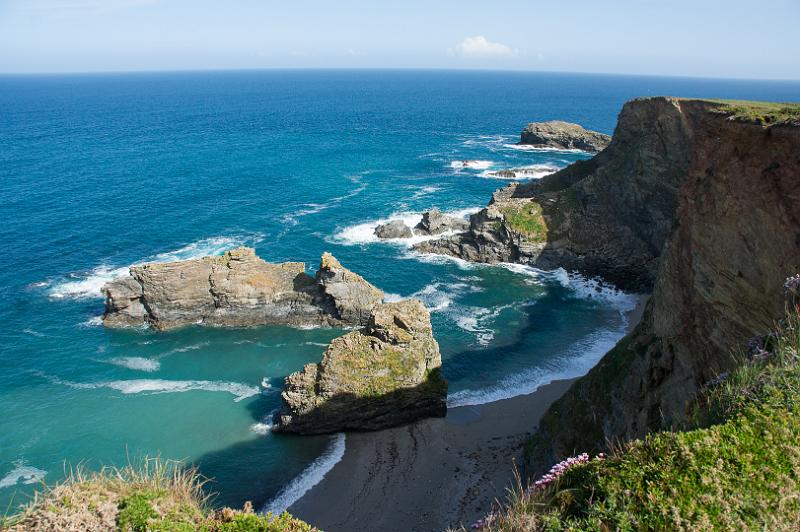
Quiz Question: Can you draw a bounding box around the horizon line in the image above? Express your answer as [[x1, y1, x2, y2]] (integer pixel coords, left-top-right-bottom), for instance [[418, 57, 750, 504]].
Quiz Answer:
[[1, 66, 799, 84]]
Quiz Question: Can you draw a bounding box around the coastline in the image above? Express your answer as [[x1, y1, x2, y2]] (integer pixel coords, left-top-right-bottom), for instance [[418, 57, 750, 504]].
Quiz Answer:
[[288, 294, 649, 531], [288, 378, 576, 532]]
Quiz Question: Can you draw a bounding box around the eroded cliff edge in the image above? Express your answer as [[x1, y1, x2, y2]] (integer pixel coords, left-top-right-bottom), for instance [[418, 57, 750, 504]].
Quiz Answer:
[[527, 99, 800, 462]]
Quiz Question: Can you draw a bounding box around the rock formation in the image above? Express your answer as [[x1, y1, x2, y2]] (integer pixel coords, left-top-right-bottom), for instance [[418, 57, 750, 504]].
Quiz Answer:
[[373, 209, 469, 240], [514, 99, 800, 463], [519, 120, 611, 152], [273, 299, 447, 434], [415, 98, 701, 291], [374, 220, 413, 239], [102, 248, 383, 330]]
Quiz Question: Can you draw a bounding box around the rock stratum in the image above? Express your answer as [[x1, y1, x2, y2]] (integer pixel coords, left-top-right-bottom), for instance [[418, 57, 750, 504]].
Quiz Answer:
[[519, 120, 611, 152], [273, 299, 447, 434], [531, 98, 800, 462], [102, 248, 383, 330]]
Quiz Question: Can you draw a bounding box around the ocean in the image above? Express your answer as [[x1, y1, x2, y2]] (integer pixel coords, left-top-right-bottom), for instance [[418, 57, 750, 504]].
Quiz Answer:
[[1, 69, 798, 511]]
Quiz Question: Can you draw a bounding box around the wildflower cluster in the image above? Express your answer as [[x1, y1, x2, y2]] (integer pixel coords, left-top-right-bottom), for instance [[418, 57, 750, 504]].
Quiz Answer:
[[785, 274, 800, 299], [704, 371, 730, 387], [530, 452, 597, 492], [470, 515, 494, 530]]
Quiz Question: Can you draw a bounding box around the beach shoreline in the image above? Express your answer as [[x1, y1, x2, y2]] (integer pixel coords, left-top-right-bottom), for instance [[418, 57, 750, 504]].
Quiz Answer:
[[286, 294, 649, 531]]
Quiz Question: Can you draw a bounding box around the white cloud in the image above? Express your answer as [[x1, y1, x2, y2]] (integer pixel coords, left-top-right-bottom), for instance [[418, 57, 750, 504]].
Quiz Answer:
[[450, 36, 519, 58]]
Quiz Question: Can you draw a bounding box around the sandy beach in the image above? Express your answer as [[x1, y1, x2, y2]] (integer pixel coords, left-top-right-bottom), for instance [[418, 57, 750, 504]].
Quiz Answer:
[[290, 295, 649, 531]]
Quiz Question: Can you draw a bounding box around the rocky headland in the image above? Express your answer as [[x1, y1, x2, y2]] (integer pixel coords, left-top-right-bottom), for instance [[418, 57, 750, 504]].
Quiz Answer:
[[519, 120, 611, 152], [273, 299, 447, 434], [102, 248, 383, 330]]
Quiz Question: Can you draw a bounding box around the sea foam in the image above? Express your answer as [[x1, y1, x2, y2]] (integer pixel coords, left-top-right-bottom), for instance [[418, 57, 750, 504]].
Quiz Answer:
[[44, 374, 259, 402], [46, 234, 264, 300], [0, 460, 47, 490], [106, 356, 161, 372], [263, 433, 346, 514]]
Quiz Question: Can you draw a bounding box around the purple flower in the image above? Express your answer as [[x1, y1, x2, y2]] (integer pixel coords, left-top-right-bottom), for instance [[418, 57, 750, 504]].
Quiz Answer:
[[529, 453, 591, 492], [785, 274, 800, 298]]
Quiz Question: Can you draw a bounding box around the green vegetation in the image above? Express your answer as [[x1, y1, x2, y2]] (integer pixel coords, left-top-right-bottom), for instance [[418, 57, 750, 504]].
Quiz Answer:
[[501, 202, 548, 243], [1, 458, 316, 531], [707, 99, 800, 125], [477, 306, 800, 531]]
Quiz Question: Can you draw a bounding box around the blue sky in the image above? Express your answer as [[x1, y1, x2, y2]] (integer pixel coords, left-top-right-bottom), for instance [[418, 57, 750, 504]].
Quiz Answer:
[[1, 0, 798, 79]]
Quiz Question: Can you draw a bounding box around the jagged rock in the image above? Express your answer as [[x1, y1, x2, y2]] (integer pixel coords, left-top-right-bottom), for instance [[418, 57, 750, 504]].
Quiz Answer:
[[101, 248, 383, 330], [519, 120, 611, 152], [374, 220, 413, 239], [273, 299, 447, 434], [413, 208, 469, 236]]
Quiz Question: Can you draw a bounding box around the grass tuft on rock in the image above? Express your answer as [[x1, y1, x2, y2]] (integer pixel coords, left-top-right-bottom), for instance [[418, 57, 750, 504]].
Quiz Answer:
[[501, 202, 548, 243], [1, 457, 316, 531], [470, 305, 800, 531], [707, 99, 800, 125]]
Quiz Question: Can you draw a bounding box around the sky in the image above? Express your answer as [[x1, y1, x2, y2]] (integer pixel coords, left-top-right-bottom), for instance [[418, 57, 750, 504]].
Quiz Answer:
[[1, 0, 799, 80]]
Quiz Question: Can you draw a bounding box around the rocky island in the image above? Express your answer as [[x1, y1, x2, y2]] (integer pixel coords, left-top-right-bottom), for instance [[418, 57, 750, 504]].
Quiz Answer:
[[273, 299, 447, 434], [519, 120, 611, 152], [102, 248, 383, 330]]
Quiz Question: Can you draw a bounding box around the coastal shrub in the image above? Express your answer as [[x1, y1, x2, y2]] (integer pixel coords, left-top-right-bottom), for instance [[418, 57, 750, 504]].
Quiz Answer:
[[0, 457, 317, 532], [501, 202, 548, 243], [472, 303, 800, 531]]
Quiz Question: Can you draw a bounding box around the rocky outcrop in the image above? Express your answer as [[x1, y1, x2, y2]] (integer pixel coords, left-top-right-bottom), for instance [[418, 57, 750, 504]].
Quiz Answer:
[[273, 299, 447, 434], [374, 220, 413, 239], [416, 98, 703, 291], [373, 210, 469, 240], [414, 208, 469, 236], [102, 248, 383, 330], [528, 100, 800, 463], [519, 121, 611, 152]]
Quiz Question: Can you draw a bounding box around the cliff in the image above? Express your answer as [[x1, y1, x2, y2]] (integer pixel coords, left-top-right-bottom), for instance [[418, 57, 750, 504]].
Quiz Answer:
[[416, 97, 703, 290], [273, 299, 447, 434], [102, 248, 383, 330], [531, 99, 800, 461]]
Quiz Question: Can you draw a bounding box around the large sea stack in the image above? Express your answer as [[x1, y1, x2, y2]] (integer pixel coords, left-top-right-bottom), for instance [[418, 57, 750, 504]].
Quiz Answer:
[[101, 248, 383, 330], [273, 299, 447, 434]]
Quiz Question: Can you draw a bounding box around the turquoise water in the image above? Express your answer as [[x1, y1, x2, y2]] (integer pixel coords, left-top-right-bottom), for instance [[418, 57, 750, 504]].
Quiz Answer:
[[1, 70, 799, 511]]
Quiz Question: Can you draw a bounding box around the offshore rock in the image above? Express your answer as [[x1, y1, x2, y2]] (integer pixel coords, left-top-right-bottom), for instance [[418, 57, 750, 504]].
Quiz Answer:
[[413, 208, 469, 236], [101, 248, 383, 330], [519, 120, 611, 152], [374, 220, 413, 239], [273, 299, 447, 434]]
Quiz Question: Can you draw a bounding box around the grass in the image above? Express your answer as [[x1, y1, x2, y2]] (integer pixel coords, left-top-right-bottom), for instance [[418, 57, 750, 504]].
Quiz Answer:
[[472, 304, 800, 531], [706, 99, 800, 125], [0, 457, 316, 531], [501, 202, 548, 243]]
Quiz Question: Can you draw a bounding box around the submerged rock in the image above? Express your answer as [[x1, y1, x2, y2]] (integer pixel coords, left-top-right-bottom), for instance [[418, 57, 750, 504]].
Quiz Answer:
[[273, 299, 447, 434], [519, 120, 611, 152], [374, 219, 413, 239], [413, 208, 469, 236], [101, 247, 383, 330]]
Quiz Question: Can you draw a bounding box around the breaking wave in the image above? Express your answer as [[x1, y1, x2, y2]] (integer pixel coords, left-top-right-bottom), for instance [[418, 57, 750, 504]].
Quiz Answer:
[[45, 234, 265, 300], [263, 433, 346, 514], [332, 208, 479, 247]]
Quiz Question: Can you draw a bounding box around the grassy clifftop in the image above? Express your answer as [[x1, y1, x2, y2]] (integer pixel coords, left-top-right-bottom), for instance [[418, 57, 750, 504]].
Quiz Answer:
[[473, 299, 800, 531], [1, 458, 315, 532], [706, 99, 800, 124]]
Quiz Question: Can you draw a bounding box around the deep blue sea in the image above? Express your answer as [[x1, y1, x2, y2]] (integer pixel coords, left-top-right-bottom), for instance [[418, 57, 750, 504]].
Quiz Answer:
[[1, 70, 798, 511]]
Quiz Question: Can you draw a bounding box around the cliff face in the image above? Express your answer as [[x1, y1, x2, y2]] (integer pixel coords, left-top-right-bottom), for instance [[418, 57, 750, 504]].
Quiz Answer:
[[531, 102, 800, 460], [416, 97, 703, 291], [102, 248, 383, 330]]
